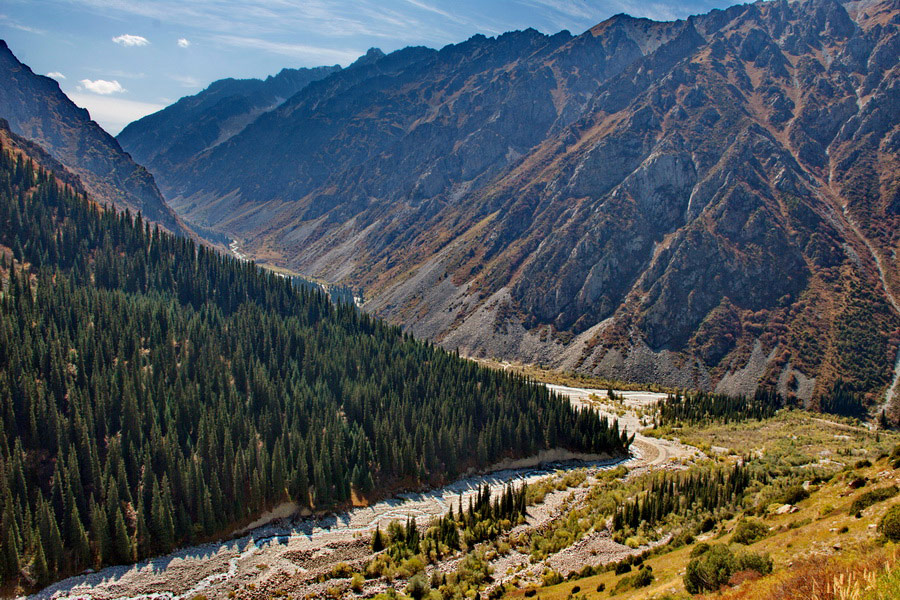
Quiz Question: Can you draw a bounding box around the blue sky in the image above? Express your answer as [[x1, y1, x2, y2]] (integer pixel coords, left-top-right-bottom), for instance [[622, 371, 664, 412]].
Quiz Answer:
[[1, 0, 736, 135]]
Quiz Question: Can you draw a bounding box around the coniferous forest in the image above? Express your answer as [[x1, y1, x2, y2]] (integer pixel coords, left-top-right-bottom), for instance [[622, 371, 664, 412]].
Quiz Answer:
[[655, 388, 783, 427], [0, 143, 632, 589]]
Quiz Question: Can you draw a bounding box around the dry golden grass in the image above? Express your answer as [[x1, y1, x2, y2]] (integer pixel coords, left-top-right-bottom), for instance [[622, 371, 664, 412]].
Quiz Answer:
[[504, 415, 900, 600]]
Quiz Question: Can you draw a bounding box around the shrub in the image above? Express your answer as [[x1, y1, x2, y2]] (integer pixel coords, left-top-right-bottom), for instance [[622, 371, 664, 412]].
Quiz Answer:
[[690, 543, 711, 558], [613, 566, 654, 594], [575, 565, 595, 579], [632, 566, 654, 588], [596, 583, 605, 592], [683, 544, 771, 594], [684, 545, 736, 594], [855, 459, 872, 469], [542, 569, 563, 586], [879, 504, 900, 541], [779, 485, 810, 505], [330, 561, 352, 578], [735, 550, 773, 575], [849, 485, 899, 514], [350, 572, 364, 592], [732, 519, 768, 545], [406, 573, 429, 600], [672, 530, 695, 548], [614, 561, 632, 575], [848, 477, 867, 489]]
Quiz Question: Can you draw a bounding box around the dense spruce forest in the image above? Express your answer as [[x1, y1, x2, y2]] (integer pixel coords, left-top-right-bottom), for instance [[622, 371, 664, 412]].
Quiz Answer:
[[0, 143, 632, 590], [655, 389, 784, 427]]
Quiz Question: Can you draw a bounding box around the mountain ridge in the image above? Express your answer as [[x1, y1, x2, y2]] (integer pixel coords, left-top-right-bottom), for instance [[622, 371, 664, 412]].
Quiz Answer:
[[117, 62, 341, 182], [0, 40, 189, 236], [118, 0, 900, 412]]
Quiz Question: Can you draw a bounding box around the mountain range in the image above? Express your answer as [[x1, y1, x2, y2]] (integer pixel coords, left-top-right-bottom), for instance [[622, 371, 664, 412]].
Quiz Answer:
[[115, 0, 899, 410], [117, 63, 341, 183]]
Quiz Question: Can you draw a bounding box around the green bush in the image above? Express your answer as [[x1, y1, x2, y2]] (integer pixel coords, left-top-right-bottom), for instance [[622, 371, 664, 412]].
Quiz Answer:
[[698, 516, 716, 532], [406, 573, 429, 600], [613, 566, 654, 593], [632, 566, 654, 588], [779, 485, 810, 505], [735, 550, 773, 575], [684, 545, 736, 594], [849, 486, 899, 514], [731, 519, 768, 545], [690, 543, 711, 558], [879, 504, 900, 541], [542, 569, 563, 586], [683, 545, 771, 594]]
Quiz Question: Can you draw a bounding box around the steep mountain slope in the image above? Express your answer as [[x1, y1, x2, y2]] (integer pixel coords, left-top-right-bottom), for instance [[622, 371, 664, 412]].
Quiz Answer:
[[0, 40, 188, 235], [117, 63, 340, 184], [126, 0, 900, 409]]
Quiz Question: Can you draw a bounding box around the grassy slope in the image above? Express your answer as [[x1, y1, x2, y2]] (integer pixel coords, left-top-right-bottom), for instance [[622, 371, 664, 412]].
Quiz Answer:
[[506, 412, 900, 599]]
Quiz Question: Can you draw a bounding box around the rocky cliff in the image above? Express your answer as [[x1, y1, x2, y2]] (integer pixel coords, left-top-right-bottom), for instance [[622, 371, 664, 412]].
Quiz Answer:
[[119, 0, 900, 409], [0, 41, 189, 235]]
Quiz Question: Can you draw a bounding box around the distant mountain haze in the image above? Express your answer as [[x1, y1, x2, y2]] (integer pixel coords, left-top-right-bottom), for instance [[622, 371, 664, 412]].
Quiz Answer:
[[117, 0, 899, 408], [117, 63, 342, 182], [0, 41, 190, 236]]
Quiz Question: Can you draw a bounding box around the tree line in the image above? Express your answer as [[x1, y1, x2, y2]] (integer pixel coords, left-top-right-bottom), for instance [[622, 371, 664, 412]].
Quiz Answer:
[[655, 388, 782, 427], [0, 143, 631, 591]]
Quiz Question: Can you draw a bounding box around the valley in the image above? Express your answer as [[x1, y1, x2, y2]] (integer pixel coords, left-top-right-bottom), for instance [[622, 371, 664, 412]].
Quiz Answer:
[[1, 0, 899, 598], [27, 383, 900, 600], [27, 386, 695, 600], [111, 0, 900, 409]]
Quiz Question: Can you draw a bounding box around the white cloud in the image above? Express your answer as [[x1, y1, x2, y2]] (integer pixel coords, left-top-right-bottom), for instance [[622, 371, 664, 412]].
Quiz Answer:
[[47, 71, 66, 79], [65, 92, 165, 135], [169, 74, 201, 88], [79, 79, 126, 95], [177, 38, 190, 48], [0, 14, 45, 34], [211, 34, 361, 64], [112, 34, 149, 47]]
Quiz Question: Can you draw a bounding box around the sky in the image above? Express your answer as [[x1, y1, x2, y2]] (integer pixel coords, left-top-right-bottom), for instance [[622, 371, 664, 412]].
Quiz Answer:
[[1, 0, 737, 135]]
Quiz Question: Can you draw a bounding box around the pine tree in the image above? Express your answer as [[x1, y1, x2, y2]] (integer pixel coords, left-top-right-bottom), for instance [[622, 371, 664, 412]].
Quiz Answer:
[[112, 508, 133, 564], [372, 525, 384, 552]]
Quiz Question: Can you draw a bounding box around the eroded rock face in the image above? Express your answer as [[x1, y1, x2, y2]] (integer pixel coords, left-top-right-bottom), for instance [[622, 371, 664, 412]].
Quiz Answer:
[[119, 0, 899, 401]]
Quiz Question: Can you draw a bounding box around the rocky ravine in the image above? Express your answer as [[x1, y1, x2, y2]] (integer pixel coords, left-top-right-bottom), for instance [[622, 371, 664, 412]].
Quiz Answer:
[[119, 0, 900, 409]]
